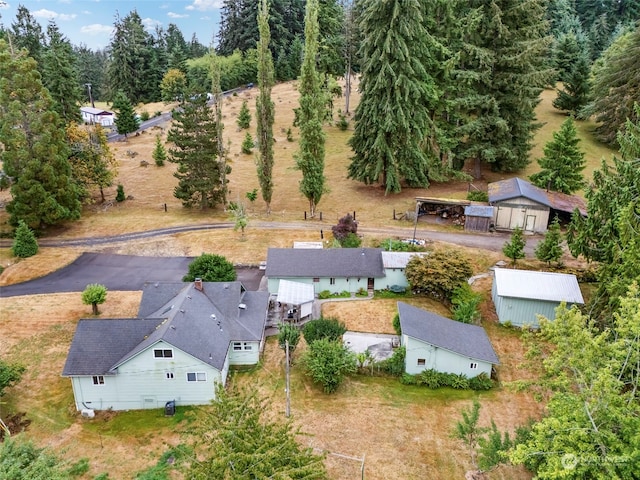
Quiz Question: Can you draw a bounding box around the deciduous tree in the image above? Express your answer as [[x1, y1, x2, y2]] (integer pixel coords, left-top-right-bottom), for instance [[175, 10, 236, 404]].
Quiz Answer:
[[160, 68, 187, 102], [183, 253, 236, 282], [255, 0, 275, 214], [81, 283, 107, 315], [278, 323, 301, 363], [530, 117, 586, 194], [302, 317, 347, 345], [295, 0, 326, 218], [405, 248, 473, 301], [302, 338, 356, 393]]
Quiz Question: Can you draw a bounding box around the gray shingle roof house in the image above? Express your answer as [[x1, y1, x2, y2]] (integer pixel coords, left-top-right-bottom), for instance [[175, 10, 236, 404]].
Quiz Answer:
[[62, 280, 268, 411], [491, 268, 584, 328], [266, 248, 386, 294], [397, 302, 499, 377]]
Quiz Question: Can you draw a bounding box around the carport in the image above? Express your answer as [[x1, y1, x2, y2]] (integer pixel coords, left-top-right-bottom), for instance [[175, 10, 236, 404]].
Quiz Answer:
[[276, 280, 315, 323]]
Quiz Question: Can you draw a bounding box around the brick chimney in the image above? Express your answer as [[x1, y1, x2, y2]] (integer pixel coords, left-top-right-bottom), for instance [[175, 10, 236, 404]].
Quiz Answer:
[[194, 278, 203, 291]]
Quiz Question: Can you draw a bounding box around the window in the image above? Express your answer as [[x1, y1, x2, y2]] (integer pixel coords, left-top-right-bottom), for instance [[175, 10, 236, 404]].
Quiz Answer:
[[417, 359, 426, 366], [313, 277, 320, 283], [470, 362, 478, 369], [166, 372, 174, 379], [233, 342, 252, 351], [154, 349, 173, 358], [92, 375, 104, 385], [330, 278, 336, 285], [233, 342, 242, 351], [187, 372, 206, 382], [243, 342, 253, 351]]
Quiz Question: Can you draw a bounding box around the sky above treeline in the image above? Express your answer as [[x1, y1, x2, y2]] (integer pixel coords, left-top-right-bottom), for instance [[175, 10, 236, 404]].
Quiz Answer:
[[0, 0, 223, 50]]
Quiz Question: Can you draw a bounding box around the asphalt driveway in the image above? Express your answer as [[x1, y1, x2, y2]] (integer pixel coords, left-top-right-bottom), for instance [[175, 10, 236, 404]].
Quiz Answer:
[[0, 253, 264, 297]]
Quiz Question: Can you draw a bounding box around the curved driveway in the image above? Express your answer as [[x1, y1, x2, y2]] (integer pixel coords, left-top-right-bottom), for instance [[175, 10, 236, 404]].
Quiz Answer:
[[0, 221, 540, 297]]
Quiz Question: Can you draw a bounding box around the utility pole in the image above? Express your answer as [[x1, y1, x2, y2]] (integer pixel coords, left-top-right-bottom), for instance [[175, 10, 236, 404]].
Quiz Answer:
[[85, 83, 95, 108], [285, 340, 291, 418]]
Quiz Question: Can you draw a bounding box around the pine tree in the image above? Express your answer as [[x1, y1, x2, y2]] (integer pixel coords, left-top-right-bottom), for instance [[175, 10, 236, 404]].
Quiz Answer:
[[10, 5, 44, 64], [237, 99, 251, 129], [502, 227, 526, 266], [41, 22, 82, 124], [530, 117, 586, 194], [348, 0, 440, 193], [12, 220, 38, 258], [152, 135, 166, 166], [241, 132, 254, 154], [167, 95, 226, 209], [255, 0, 275, 214], [0, 40, 81, 229], [535, 217, 563, 266], [112, 91, 140, 137], [295, 0, 326, 217], [552, 50, 591, 114]]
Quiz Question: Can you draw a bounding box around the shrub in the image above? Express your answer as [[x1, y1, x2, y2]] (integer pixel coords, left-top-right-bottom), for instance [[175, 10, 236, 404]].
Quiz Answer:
[[469, 372, 494, 390], [67, 458, 90, 476], [115, 184, 125, 202], [405, 248, 473, 301], [356, 287, 367, 297], [400, 373, 417, 385], [417, 369, 442, 389], [82, 283, 107, 315], [154, 111, 162, 117], [11, 220, 38, 258], [183, 253, 236, 282], [392, 313, 401, 335], [241, 132, 254, 154], [375, 238, 427, 252], [332, 213, 358, 244], [139, 111, 150, 121], [451, 374, 470, 390], [302, 317, 347, 344], [379, 346, 405, 376], [302, 338, 357, 393], [286, 128, 294, 142], [336, 110, 348, 130], [318, 290, 331, 299], [451, 283, 482, 324], [340, 232, 361, 248], [467, 190, 489, 202]]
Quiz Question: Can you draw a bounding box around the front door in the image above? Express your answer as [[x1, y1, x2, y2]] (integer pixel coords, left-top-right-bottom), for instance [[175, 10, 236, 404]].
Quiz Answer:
[[525, 215, 536, 232], [367, 278, 374, 290]]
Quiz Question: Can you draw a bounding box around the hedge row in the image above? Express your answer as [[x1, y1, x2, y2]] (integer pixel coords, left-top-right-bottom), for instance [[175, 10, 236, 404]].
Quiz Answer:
[[400, 369, 493, 391]]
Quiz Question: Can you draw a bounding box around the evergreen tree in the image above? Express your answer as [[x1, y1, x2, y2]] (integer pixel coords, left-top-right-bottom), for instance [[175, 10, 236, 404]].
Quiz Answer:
[[74, 45, 107, 103], [535, 217, 563, 266], [241, 132, 254, 154], [552, 50, 591, 114], [12, 220, 38, 258], [112, 91, 140, 137], [10, 5, 43, 64], [210, 51, 229, 207], [530, 117, 586, 194], [66, 122, 117, 202], [454, 0, 552, 174], [152, 135, 167, 167], [256, 0, 275, 214], [502, 227, 526, 266], [41, 21, 82, 124], [348, 0, 441, 193], [167, 95, 226, 209], [589, 26, 640, 146], [107, 11, 153, 103], [237, 99, 251, 129], [295, 0, 326, 217], [0, 40, 81, 229]]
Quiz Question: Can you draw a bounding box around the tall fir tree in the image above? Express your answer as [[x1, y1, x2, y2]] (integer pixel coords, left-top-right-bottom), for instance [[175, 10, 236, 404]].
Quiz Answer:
[[348, 0, 441, 193], [41, 21, 82, 124], [530, 117, 586, 194], [454, 0, 552, 174], [295, 0, 326, 217], [10, 5, 43, 64], [552, 49, 591, 114], [210, 50, 229, 207], [255, 0, 276, 214], [0, 40, 81, 229], [112, 91, 140, 137], [534, 216, 563, 266], [167, 94, 226, 209]]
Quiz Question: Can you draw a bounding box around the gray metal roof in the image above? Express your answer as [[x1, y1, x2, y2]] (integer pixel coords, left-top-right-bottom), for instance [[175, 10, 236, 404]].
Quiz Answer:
[[63, 282, 268, 375], [265, 248, 385, 278], [397, 302, 499, 365], [381, 251, 428, 269], [464, 205, 495, 218], [493, 268, 584, 303], [488, 177, 551, 207]]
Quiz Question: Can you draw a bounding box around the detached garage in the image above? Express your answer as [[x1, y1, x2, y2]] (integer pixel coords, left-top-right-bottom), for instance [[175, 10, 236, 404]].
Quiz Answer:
[[492, 268, 584, 328], [489, 178, 550, 233]]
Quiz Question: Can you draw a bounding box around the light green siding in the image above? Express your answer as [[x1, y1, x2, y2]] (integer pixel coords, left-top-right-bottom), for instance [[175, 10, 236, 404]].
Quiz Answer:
[[492, 288, 569, 328], [70, 341, 222, 411], [377, 268, 409, 290], [402, 335, 492, 377], [228, 340, 260, 365], [268, 276, 370, 295]]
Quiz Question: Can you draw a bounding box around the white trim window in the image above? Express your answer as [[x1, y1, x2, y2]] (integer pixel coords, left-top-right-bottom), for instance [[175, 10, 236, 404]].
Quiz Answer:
[[417, 358, 426, 366], [154, 348, 173, 358], [470, 362, 478, 370], [92, 375, 105, 385], [233, 342, 253, 351], [166, 372, 175, 380], [187, 372, 206, 382]]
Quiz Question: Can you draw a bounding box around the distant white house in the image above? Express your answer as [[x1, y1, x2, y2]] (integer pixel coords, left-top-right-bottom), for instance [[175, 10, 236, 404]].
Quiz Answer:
[[62, 280, 269, 411], [491, 268, 584, 328], [80, 107, 115, 127], [397, 302, 499, 377]]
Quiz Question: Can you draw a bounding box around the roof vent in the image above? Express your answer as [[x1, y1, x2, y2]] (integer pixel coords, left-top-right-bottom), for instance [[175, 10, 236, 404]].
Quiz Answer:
[[238, 303, 247, 309], [210, 314, 216, 320]]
